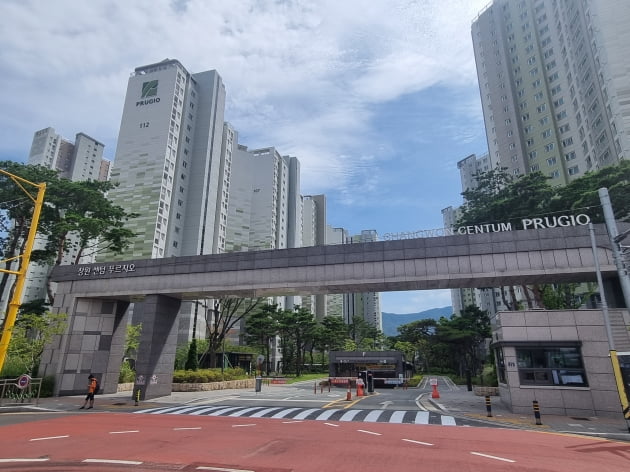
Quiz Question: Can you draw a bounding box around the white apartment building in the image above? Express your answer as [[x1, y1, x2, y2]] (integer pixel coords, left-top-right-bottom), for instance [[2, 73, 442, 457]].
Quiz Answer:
[[101, 59, 229, 262], [99, 59, 230, 344], [472, 0, 629, 183]]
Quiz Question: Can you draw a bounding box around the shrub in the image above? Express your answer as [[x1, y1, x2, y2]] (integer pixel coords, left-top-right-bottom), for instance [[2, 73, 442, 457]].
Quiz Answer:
[[119, 360, 136, 383], [172, 368, 247, 383]]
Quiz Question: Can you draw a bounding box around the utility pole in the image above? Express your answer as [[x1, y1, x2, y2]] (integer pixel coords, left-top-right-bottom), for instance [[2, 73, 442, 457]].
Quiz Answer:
[[0, 170, 46, 372]]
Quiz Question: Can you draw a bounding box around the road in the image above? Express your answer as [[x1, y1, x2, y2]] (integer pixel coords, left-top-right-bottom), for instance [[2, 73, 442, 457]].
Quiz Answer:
[[0, 379, 628, 471]]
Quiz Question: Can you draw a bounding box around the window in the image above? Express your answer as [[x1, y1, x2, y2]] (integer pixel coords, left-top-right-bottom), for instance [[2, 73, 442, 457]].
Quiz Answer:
[[530, 164, 540, 171], [542, 129, 551, 138], [537, 103, 547, 113], [547, 156, 557, 165], [545, 143, 555, 152], [568, 165, 580, 175], [528, 150, 537, 159], [553, 97, 564, 107], [527, 138, 535, 146], [562, 137, 574, 147], [556, 110, 567, 120], [551, 85, 562, 95], [549, 170, 560, 178], [516, 346, 587, 387], [559, 124, 570, 133], [565, 151, 576, 161]]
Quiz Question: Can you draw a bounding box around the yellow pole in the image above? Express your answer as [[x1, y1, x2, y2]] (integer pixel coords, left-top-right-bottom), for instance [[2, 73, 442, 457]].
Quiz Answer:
[[609, 350, 630, 425], [0, 170, 46, 373]]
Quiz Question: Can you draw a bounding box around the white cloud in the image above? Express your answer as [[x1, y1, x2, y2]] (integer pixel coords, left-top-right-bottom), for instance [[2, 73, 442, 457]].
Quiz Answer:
[[0, 0, 487, 191]]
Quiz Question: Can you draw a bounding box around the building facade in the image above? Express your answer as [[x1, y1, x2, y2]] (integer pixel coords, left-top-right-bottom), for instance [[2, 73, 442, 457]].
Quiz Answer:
[[472, 0, 629, 183], [101, 59, 228, 262]]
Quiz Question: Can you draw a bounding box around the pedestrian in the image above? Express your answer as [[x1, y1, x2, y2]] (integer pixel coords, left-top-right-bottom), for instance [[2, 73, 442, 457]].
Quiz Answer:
[[79, 374, 98, 409]]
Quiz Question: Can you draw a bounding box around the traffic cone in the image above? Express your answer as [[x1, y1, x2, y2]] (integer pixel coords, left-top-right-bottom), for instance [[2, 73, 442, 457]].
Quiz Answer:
[[346, 384, 352, 401], [431, 383, 440, 399]]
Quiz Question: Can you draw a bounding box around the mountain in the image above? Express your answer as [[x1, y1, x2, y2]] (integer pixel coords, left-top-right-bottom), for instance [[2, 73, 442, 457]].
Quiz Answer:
[[381, 306, 453, 337]]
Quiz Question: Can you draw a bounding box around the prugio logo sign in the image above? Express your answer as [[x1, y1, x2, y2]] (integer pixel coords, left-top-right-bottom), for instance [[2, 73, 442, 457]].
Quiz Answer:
[[136, 80, 160, 106]]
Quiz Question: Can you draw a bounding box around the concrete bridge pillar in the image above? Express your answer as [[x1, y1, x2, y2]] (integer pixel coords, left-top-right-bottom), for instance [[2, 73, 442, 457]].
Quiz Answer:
[[132, 294, 180, 400]]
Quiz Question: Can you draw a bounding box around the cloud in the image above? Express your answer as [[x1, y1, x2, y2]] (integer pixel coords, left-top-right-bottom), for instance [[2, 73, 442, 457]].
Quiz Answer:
[[0, 0, 487, 192]]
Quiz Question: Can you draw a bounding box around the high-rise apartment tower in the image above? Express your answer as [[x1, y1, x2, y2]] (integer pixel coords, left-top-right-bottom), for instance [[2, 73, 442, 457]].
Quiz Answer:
[[472, 0, 629, 183]]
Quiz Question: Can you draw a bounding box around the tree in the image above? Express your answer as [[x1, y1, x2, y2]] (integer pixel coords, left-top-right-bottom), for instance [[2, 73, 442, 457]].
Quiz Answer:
[[202, 297, 264, 370], [244, 303, 280, 375], [434, 305, 491, 388], [275, 306, 317, 376], [4, 312, 67, 376], [0, 161, 138, 308]]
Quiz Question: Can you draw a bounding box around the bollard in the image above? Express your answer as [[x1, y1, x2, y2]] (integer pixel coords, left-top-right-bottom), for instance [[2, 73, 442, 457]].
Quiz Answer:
[[485, 395, 492, 417], [314, 382, 317, 394], [532, 400, 542, 425], [346, 383, 352, 401], [320, 384, 323, 394], [134, 388, 141, 406]]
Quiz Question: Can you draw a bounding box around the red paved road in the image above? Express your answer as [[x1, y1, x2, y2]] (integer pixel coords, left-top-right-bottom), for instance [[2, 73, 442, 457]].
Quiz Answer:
[[0, 413, 628, 471]]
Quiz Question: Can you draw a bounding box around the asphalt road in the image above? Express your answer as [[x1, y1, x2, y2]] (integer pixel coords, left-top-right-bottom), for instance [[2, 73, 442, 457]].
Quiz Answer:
[[1, 411, 629, 471]]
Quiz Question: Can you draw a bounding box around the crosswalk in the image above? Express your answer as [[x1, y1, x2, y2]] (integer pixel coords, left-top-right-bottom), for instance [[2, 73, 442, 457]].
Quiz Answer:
[[134, 405, 459, 426]]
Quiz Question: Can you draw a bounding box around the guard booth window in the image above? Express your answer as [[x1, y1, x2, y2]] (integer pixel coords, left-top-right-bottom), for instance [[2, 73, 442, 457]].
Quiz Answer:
[[516, 346, 588, 387]]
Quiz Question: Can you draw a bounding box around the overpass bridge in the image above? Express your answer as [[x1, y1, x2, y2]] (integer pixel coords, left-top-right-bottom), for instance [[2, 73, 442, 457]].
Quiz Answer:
[[42, 223, 626, 398]]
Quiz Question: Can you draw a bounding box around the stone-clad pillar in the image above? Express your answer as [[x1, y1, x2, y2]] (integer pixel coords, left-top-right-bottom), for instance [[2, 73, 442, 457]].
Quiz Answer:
[[132, 294, 180, 399], [40, 291, 129, 396]]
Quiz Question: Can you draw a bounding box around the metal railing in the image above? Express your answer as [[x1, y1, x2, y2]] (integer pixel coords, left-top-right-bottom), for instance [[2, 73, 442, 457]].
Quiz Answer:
[[0, 376, 42, 406]]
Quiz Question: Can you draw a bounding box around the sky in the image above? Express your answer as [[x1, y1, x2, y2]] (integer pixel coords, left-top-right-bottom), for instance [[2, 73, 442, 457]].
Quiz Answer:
[[0, 0, 490, 314]]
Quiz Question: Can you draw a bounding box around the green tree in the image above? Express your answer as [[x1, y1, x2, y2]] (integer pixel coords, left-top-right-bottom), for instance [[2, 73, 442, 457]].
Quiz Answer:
[[244, 303, 280, 375], [276, 306, 317, 376], [0, 161, 138, 307], [434, 305, 491, 386], [4, 312, 67, 376], [203, 297, 264, 369], [549, 160, 630, 222]]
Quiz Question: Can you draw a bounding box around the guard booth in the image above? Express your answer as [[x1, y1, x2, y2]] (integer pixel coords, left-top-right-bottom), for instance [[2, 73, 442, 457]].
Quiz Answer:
[[330, 351, 408, 388]]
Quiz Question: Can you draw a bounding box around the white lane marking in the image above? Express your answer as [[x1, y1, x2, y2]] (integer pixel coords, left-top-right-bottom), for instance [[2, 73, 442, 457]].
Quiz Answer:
[[109, 430, 140, 434], [270, 407, 301, 418], [29, 435, 69, 441], [173, 427, 202, 430], [0, 459, 50, 463], [414, 411, 430, 424], [402, 438, 434, 446], [197, 466, 255, 472], [470, 452, 516, 463], [249, 407, 283, 418], [357, 429, 382, 436], [324, 422, 339, 427], [282, 420, 303, 424], [339, 409, 362, 422], [232, 424, 257, 427], [292, 408, 321, 420], [363, 410, 384, 422], [227, 407, 265, 417], [313, 410, 338, 421], [83, 459, 143, 465], [208, 406, 243, 416], [389, 411, 406, 423], [441, 415, 456, 426], [189, 406, 226, 416]]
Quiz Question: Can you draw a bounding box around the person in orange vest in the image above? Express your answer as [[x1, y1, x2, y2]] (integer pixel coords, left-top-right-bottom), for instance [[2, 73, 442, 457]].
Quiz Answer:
[[79, 374, 98, 409]]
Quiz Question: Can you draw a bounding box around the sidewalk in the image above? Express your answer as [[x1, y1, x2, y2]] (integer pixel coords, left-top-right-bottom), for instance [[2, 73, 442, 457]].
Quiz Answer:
[[418, 385, 630, 442]]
